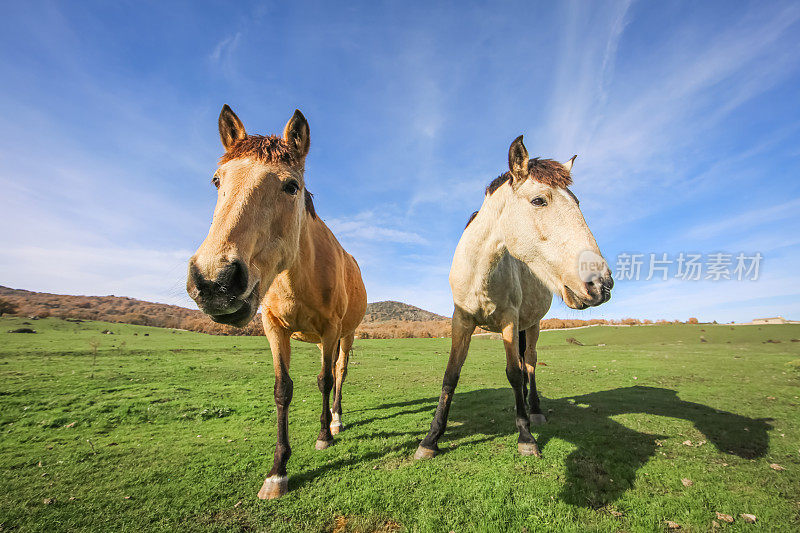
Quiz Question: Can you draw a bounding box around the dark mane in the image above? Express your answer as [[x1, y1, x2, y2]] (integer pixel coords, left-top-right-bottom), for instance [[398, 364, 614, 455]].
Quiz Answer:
[[304, 189, 317, 219], [486, 173, 511, 196], [465, 211, 479, 229], [467, 158, 573, 227], [486, 158, 573, 196], [218, 134, 300, 167], [219, 134, 315, 218]]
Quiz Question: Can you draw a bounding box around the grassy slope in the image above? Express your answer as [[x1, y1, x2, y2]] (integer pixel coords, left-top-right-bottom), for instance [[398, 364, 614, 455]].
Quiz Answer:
[[0, 317, 798, 532]]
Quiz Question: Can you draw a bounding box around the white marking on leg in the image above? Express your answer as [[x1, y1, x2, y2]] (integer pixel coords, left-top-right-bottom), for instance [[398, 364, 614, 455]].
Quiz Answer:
[[258, 475, 288, 499]]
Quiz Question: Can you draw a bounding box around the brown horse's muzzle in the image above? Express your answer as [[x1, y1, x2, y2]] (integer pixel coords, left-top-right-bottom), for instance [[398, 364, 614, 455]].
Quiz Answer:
[[186, 257, 259, 327]]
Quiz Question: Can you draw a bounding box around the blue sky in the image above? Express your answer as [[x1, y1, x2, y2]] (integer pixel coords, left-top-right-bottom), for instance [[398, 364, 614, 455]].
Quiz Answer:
[[1, 1, 799, 322]]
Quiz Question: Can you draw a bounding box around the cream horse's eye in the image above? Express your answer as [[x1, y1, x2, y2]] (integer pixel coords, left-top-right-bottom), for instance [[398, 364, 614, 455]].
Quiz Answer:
[[531, 197, 547, 207], [211, 174, 220, 189]]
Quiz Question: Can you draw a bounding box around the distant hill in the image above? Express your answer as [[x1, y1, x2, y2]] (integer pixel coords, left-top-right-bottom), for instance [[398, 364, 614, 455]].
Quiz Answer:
[[363, 301, 447, 323], [0, 285, 259, 336]]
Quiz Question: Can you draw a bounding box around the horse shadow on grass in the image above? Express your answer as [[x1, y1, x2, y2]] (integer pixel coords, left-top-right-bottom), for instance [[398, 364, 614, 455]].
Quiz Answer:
[[315, 386, 771, 509]]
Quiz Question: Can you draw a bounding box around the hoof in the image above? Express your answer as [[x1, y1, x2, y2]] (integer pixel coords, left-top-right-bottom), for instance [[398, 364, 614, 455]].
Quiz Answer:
[[257, 476, 288, 500], [529, 413, 547, 426], [315, 439, 334, 450], [414, 445, 438, 460], [518, 442, 542, 457]]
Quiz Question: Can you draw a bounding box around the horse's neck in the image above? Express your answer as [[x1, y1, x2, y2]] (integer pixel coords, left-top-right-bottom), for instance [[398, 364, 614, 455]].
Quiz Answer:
[[453, 191, 552, 326], [457, 189, 551, 288], [455, 193, 509, 282], [285, 215, 318, 282]]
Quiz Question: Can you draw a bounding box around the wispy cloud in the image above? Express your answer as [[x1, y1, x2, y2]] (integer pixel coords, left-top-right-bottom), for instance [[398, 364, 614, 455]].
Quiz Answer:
[[326, 211, 428, 245], [576, 4, 800, 193], [543, 0, 634, 155], [209, 32, 241, 63], [208, 32, 242, 80], [685, 198, 800, 241]]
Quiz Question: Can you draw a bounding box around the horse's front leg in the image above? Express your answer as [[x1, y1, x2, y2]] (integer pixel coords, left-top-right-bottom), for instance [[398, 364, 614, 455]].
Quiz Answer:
[[415, 310, 475, 459], [503, 321, 541, 457], [330, 333, 354, 435], [522, 324, 546, 425], [315, 329, 340, 450], [258, 320, 293, 500]]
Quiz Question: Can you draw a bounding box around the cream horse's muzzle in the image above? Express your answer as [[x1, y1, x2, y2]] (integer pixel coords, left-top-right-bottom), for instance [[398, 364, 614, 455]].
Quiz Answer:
[[563, 272, 613, 309]]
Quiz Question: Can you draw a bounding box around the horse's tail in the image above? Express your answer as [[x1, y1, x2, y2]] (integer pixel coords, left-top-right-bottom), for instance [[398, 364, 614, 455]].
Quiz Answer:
[[518, 329, 528, 398]]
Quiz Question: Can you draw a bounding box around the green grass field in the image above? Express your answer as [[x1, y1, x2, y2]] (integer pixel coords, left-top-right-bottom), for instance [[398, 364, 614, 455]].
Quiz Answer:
[[1, 317, 798, 532]]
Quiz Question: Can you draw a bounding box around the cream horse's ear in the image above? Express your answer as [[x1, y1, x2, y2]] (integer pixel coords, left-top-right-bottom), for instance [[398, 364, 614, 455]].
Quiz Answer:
[[563, 155, 577, 173], [283, 109, 310, 159], [219, 104, 246, 151], [508, 135, 529, 183]]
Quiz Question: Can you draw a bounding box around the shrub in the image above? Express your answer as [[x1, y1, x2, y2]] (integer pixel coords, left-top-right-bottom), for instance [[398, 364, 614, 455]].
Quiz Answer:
[[0, 298, 18, 316]]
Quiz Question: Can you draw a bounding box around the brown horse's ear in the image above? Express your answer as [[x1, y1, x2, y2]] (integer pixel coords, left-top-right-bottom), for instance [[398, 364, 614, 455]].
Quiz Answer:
[[218, 104, 246, 151], [508, 135, 529, 182], [563, 155, 577, 173], [283, 109, 310, 159]]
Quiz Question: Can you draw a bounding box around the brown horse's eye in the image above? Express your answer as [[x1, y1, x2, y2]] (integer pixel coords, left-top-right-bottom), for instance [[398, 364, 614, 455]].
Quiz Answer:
[[211, 175, 220, 189], [282, 180, 300, 196], [531, 197, 547, 207]]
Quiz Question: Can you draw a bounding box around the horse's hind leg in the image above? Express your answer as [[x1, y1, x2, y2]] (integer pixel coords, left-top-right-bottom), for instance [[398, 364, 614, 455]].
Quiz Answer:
[[503, 320, 541, 457], [415, 310, 475, 459], [522, 324, 546, 425], [330, 334, 353, 435]]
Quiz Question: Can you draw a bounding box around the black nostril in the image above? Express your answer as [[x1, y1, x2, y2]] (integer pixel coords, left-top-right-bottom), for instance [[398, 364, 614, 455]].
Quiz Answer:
[[230, 260, 248, 295], [603, 276, 614, 291], [189, 262, 208, 292], [585, 280, 600, 297], [217, 259, 249, 296]]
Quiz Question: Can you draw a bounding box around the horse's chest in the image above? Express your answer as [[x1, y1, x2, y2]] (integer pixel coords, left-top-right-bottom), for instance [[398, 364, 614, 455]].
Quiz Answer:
[[455, 254, 551, 331], [264, 284, 316, 330]]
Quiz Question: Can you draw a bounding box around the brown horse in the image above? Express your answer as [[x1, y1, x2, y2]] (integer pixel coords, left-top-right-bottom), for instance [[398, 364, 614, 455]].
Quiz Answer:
[[186, 105, 367, 499]]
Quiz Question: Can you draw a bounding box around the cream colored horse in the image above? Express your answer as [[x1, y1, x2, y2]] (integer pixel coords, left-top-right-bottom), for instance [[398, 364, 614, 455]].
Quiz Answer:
[[415, 135, 613, 459], [187, 106, 367, 499]]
